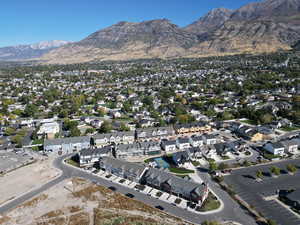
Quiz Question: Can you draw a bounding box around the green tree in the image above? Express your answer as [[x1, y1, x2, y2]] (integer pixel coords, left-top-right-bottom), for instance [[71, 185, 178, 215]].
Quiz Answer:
[[286, 164, 297, 174], [259, 113, 274, 124], [11, 135, 23, 147], [256, 170, 263, 179], [270, 166, 281, 176], [70, 127, 81, 137], [209, 161, 218, 172], [4, 127, 16, 136], [120, 122, 130, 132], [63, 119, 78, 131], [23, 104, 38, 117], [85, 128, 96, 135], [218, 162, 228, 170], [99, 121, 112, 133]]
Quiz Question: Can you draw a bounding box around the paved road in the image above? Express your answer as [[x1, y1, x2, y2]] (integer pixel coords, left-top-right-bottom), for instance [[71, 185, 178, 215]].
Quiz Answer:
[[196, 169, 257, 225], [0, 154, 257, 225], [224, 158, 300, 225]]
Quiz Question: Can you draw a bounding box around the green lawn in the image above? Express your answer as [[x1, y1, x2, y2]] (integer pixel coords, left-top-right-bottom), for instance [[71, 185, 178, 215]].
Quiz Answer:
[[197, 193, 221, 212], [169, 167, 194, 174], [191, 160, 201, 167], [221, 155, 230, 160], [66, 159, 80, 167], [280, 126, 300, 132], [32, 139, 44, 145], [242, 120, 257, 125]]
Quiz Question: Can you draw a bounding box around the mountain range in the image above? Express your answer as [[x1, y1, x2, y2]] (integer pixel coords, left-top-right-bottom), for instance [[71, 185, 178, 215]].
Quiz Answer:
[[2, 0, 300, 63], [0, 40, 70, 61]]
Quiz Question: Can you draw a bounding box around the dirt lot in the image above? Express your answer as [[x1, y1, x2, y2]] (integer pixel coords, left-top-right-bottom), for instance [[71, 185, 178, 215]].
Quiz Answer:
[[0, 177, 192, 225], [0, 156, 60, 206]]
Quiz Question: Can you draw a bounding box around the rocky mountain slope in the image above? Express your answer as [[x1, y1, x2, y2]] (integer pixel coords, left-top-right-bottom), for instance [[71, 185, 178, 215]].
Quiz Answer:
[[39, 0, 300, 63], [0, 40, 70, 61], [184, 8, 233, 35]]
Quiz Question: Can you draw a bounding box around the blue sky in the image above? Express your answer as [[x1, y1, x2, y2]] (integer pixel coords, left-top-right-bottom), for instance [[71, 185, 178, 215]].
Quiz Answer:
[[0, 0, 259, 47]]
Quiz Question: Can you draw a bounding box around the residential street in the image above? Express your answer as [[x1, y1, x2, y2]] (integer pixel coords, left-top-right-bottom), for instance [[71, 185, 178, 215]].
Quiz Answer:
[[0, 154, 257, 225]]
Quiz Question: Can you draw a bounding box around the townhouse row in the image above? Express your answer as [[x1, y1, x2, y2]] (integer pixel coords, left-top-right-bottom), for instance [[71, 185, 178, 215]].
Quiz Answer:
[[98, 156, 209, 205]]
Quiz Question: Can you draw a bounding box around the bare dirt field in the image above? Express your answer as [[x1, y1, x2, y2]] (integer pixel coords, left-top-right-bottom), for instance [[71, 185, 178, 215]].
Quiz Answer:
[[0, 177, 192, 225], [0, 156, 60, 206]]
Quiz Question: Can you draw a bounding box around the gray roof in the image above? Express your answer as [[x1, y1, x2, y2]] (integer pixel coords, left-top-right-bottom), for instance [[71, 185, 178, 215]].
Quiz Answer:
[[44, 136, 91, 146], [172, 151, 189, 162], [187, 147, 201, 154], [117, 143, 141, 153], [140, 141, 161, 149], [93, 131, 134, 140], [190, 136, 203, 142], [144, 168, 206, 196], [100, 156, 146, 177], [80, 146, 111, 157], [203, 134, 216, 140], [161, 139, 176, 146], [282, 139, 299, 147], [177, 137, 190, 144], [272, 142, 285, 149], [174, 121, 208, 130]]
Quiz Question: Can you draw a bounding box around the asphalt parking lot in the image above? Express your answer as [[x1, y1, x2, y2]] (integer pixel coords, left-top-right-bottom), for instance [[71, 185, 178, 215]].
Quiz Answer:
[[0, 151, 33, 173], [224, 159, 300, 225]]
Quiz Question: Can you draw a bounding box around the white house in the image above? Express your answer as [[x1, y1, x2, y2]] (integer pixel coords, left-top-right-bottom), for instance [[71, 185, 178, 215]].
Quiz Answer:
[[176, 137, 191, 150], [161, 140, 177, 152], [264, 142, 285, 156], [189, 136, 204, 147], [37, 122, 60, 139], [203, 134, 217, 145], [282, 140, 299, 154]]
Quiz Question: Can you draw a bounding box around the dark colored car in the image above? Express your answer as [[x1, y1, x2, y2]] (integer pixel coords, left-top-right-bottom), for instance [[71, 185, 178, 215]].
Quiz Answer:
[[125, 193, 134, 198], [108, 186, 116, 191], [155, 205, 164, 210]]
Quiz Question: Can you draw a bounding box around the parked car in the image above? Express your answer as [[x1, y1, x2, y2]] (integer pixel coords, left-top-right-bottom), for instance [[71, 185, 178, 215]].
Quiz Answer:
[[125, 193, 134, 198], [108, 186, 116, 191], [155, 205, 164, 210]]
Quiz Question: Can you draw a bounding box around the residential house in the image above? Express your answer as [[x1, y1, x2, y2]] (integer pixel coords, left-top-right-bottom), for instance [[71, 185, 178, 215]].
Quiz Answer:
[[44, 136, 91, 154], [37, 122, 60, 139], [176, 137, 191, 150], [189, 135, 204, 147], [98, 156, 148, 183], [79, 146, 112, 166], [140, 141, 161, 156], [92, 131, 135, 147], [281, 140, 299, 154], [187, 147, 202, 160], [264, 142, 285, 156], [203, 134, 217, 145], [136, 126, 175, 141], [161, 140, 177, 153], [235, 125, 265, 142], [174, 122, 212, 135], [172, 151, 190, 166], [116, 143, 143, 159], [142, 168, 209, 205]]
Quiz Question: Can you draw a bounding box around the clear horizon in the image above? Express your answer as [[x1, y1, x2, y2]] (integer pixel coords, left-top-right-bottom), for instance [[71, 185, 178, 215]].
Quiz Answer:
[[0, 0, 260, 47]]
